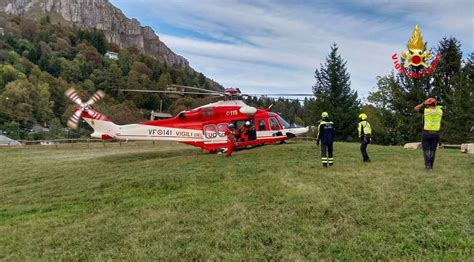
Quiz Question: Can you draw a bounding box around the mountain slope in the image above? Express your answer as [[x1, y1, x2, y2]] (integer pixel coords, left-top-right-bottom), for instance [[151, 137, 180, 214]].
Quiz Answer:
[[0, 0, 227, 138], [2, 0, 188, 69]]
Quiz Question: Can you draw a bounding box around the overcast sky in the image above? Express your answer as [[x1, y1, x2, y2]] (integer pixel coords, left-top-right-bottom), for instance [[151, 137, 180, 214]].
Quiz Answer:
[[110, 0, 473, 99]]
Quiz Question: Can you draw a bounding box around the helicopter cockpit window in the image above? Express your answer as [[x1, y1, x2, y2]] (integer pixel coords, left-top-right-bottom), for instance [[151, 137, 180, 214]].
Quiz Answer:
[[277, 115, 290, 129], [258, 120, 266, 131], [269, 118, 281, 130]]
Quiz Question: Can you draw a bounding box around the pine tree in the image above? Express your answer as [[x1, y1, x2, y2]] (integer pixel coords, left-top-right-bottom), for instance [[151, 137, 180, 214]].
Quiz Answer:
[[367, 37, 471, 144], [428, 37, 473, 143], [443, 52, 474, 143], [432, 37, 463, 104], [313, 43, 360, 140]]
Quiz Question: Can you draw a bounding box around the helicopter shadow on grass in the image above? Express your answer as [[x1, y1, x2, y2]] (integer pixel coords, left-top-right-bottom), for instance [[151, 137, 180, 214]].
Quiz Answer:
[[97, 148, 205, 163], [97, 142, 277, 163], [232, 144, 266, 152], [233, 140, 289, 152]]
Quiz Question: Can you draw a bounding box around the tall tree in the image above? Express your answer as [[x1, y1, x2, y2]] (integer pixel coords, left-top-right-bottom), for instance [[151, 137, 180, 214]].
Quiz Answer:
[[429, 37, 472, 143], [367, 37, 472, 144], [313, 43, 360, 140], [432, 37, 463, 104], [0, 80, 35, 124], [157, 72, 173, 90], [443, 52, 474, 143], [368, 75, 407, 145]]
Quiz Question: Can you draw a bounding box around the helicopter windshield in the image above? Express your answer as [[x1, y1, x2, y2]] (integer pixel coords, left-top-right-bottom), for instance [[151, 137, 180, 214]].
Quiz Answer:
[[268, 112, 290, 129], [277, 115, 290, 129]]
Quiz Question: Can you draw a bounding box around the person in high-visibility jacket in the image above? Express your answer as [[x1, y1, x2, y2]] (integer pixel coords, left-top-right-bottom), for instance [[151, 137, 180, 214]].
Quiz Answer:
[[358, 113, 372, 162], [415, 98, 444, 170], [316, 112, 336, 167]]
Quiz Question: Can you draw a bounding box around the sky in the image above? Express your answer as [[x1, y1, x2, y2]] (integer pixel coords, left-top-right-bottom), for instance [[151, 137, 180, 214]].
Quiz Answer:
[[109, 0, 473, 99]]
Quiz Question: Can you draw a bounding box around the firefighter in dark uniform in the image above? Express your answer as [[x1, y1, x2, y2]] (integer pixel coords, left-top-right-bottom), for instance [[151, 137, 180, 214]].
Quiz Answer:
[[316, 112, 336, 167], [415, 98, 444, 170], [358, 113, 372, 162]]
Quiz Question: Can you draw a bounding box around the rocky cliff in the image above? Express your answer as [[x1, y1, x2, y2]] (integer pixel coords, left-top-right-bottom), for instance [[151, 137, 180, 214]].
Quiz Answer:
[[1, 0, 189, 68]]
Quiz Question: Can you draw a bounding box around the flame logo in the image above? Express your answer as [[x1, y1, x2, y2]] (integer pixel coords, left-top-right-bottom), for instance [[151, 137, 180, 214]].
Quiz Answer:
[[401, 25, 431, 68]]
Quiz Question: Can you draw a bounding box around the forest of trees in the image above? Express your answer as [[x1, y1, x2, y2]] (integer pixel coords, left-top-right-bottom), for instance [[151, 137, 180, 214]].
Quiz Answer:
[[0, 16, 472, 144], [301, 39, 473, 145], [0, 16, 222, 139], [367, 38, 473, 144]]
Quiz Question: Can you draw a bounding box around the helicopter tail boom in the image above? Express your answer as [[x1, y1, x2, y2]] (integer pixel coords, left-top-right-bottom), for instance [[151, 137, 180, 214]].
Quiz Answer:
[[82, 113, 119, 140]]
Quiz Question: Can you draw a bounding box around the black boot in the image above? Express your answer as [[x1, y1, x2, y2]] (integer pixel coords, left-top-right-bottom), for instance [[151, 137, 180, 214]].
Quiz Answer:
[[323, 163, 328, 168]]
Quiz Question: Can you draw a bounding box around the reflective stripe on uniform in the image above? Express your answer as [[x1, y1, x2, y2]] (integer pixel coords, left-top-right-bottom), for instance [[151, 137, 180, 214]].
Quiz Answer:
[[317, 121, 334, 138], [321, 157, 328, 163]]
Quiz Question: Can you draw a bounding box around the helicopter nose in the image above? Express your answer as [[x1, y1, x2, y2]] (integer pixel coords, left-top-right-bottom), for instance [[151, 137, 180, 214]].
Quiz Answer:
[[286, 126, 309, 137], [298, 126, 309, 134]]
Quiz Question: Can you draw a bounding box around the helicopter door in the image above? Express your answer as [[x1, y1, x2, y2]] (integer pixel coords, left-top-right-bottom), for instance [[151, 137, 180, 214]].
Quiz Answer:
[[257, 119, 267, 131], [269, 117, 281, 130], [269, 117, 284, 137], [232, 119, 256, 141]]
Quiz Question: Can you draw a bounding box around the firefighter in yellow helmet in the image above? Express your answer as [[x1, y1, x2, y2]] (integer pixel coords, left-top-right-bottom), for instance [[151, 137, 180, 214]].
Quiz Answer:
[[316, 112, 336, 167], [415, 98, 444, 170], [358, 113, 372, 162]]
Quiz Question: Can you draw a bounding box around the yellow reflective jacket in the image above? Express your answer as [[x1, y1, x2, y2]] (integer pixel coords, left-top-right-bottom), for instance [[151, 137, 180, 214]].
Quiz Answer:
[[423, 106, 443, 131], [358, 120, 372, 137]]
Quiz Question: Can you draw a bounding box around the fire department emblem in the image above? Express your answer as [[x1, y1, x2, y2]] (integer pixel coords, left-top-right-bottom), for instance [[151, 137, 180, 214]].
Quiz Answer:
[[392, 25, 441, 78], [401, 25, 431, 68]]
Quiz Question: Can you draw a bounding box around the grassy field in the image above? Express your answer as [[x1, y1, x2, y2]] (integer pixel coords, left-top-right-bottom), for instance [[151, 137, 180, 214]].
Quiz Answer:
[[0, 141, 472, 260]]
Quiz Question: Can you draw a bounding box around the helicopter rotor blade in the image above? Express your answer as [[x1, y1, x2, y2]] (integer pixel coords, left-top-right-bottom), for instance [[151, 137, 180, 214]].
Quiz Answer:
[[86, 108, 106, 120], [65, 88, 83, 105], [246, 96, 308, 102], [85, 90, 105, 107], [242, 93, 315, 97], [67, 109, 83, 129], [167, 84, 225, 94], [117, 89, 223, 96], [207, 95, 225, 99], [278, 98, 307, 101]]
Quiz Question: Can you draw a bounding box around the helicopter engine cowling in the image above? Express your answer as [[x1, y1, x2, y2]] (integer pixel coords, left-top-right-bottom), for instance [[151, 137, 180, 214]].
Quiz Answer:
[[178, 107, 214, 120], [240, 106, 257, 115], [178, 110, 202, 120]]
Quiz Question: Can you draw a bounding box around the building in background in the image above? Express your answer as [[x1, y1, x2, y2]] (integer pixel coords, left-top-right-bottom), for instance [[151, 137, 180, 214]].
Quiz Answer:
[[150, 110, 172, 120], [105, 51, 119, 60]]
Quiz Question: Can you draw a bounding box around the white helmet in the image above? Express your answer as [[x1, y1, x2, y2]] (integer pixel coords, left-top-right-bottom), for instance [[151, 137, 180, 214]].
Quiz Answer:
[[245, 121, 251, 126]]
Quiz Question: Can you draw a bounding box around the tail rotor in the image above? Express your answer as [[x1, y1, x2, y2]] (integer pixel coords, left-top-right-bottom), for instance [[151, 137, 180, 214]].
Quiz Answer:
[[85, 90, 105, 106], [65, 88, 106, 129]]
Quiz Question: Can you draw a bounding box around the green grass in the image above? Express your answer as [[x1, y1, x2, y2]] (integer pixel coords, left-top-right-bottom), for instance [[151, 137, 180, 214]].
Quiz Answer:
[[0, 142, 472, 260]]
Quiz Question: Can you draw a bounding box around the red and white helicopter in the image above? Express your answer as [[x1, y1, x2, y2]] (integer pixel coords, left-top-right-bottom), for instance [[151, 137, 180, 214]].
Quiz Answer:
[[65, 85, 313, 152]]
